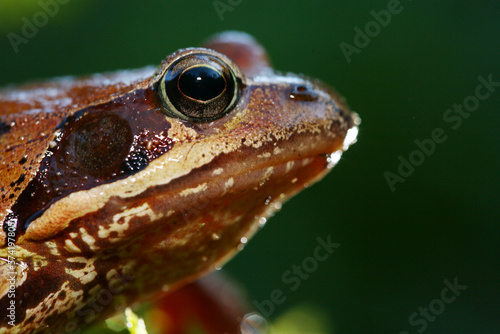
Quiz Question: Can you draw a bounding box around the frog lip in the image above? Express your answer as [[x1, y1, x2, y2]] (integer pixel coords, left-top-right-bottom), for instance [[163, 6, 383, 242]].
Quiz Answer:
[[170, 125, 355, 198]]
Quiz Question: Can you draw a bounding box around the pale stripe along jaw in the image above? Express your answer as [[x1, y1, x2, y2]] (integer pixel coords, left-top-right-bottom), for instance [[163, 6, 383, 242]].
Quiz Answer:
[[0, 32, 359, 332]]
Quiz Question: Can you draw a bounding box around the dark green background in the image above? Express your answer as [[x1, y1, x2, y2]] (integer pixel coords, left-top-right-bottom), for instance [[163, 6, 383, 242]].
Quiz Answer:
[[1, 1, 499, 333]]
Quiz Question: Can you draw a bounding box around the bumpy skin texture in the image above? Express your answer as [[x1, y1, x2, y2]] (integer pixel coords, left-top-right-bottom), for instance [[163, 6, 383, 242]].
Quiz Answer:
[[0, 31, 359, 333]]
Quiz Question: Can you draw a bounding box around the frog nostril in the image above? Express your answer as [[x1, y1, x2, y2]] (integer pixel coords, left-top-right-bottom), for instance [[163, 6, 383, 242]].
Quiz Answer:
[[289, 85, 318, 102]]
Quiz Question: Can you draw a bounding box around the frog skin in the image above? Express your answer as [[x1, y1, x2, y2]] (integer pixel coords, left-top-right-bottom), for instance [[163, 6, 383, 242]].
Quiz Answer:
[[0, 31, 359, 333]]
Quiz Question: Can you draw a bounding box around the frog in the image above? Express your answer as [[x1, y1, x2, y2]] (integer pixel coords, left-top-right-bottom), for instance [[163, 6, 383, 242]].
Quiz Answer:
[[0, 31, 359, 333]]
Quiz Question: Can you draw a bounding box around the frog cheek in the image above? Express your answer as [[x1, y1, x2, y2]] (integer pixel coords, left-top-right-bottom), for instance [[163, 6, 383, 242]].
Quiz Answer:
[[62, 111, 133, 179]]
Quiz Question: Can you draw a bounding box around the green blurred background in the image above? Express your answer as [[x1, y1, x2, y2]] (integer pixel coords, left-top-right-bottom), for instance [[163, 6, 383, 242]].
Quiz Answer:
[[1, 1, 499, 333]]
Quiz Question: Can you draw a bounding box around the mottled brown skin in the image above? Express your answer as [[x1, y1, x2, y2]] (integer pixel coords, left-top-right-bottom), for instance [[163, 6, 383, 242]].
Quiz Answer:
[[0, 31, 359, 333]]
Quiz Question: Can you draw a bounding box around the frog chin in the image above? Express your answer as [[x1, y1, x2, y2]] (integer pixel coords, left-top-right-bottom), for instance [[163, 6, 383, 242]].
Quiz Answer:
[[13, 117, 357, 322], [116, 141, 350, 295]]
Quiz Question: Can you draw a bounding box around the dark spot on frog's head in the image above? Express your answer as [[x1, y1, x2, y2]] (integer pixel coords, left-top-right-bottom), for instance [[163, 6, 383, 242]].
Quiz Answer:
[[19, 156, 28, 165], [10, 173, 26, 187], [58, 290, 67, 300], [108, 231, 119, 239], [0, 120, 11, 136], [62, 111, 134, 179], [289, 85, 318, 102], [123, 130, 174, 173]]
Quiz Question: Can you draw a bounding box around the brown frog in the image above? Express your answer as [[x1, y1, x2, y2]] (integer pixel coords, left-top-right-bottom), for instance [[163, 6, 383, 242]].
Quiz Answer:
[[0, 31, 359, 333]]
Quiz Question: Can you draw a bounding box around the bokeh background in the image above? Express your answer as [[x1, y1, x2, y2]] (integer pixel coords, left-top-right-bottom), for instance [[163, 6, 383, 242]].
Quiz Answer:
[[1, 1, 499, 333]]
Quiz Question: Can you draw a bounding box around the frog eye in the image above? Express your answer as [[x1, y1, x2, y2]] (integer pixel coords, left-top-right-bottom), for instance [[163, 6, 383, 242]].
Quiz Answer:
[[159, 53, 240, 122]]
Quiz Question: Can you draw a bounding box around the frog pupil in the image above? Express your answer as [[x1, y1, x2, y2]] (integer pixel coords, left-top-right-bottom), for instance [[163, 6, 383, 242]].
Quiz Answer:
[[178, 66, 225, 101]]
